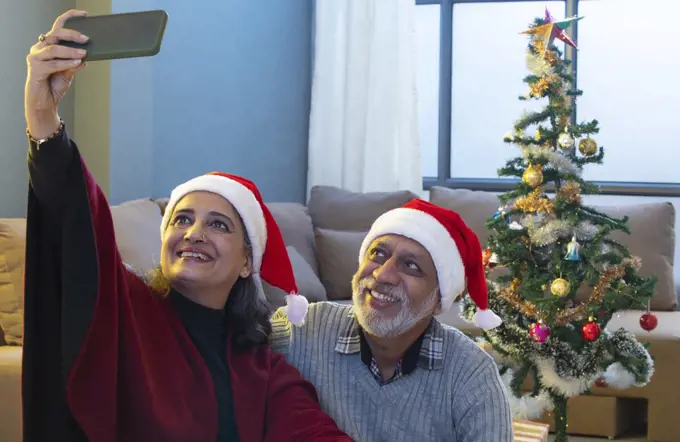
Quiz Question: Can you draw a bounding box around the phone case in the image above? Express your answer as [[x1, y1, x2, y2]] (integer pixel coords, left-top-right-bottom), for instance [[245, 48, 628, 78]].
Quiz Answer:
[[59, 10, 168, 62]]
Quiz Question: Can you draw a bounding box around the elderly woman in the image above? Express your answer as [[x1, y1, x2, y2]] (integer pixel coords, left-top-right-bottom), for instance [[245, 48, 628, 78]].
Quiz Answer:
[[22, 9, 351, 442]]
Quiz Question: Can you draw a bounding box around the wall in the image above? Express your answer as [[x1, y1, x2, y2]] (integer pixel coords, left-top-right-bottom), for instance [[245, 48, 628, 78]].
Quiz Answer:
[[74, 0, 112, 196], [151, 0, 313, 202], [78, 0, 314, 205], [108, 0, 154, 203], [1, 0, 314, 212], [0, 0, 76, 217]]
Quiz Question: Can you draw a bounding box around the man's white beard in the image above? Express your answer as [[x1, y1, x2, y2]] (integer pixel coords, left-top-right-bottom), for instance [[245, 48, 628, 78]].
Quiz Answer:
[[352, 274, 439, 338]]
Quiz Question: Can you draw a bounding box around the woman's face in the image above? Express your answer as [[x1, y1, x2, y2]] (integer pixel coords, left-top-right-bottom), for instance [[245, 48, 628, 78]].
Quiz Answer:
[[160, 191, 252, 303]]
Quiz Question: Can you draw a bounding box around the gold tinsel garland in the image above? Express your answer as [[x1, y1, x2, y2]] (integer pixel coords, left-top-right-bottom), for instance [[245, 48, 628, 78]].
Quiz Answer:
[[544, 49, 559, 65], [514, 187, 554, 214], [554, 257, 642, 326], [530, 74, 561, 98], [556, 181, 582, 205], [534, 39, 546, 55], [530, 77, 550, 97], [495, 258, 642, 326], [497, 287, 541, 318]]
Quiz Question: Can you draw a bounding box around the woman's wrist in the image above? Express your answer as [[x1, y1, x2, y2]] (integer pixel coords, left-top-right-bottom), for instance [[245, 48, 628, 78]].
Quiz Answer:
[[27, 112, 62, 141]]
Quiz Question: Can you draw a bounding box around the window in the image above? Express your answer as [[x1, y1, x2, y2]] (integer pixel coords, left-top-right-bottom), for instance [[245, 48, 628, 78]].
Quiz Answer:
[[577, 0, 680, 184], [449, 1, 565, 179], [416, 4, 441, 177], [416, 0, 680, 196]]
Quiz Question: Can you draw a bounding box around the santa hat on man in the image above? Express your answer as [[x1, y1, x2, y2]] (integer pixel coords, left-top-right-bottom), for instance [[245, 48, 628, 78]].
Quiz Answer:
[[160, 172, 309, 326], [358, 199, 502, 329]]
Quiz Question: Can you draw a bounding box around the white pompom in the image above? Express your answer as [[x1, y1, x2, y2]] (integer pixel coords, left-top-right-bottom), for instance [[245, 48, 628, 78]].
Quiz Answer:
[[474, 309, 503, 329], [284, 293, 309, 326], [602, 362, 636, 390]]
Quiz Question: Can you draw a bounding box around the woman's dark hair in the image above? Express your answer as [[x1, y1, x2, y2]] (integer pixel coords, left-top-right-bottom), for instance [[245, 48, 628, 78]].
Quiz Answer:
[[146, 209, 272, 349], [225, 275, 272, 349]]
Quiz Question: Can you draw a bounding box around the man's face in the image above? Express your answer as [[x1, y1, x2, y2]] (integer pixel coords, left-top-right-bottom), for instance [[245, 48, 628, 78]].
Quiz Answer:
[[352, 234, 440, 338]]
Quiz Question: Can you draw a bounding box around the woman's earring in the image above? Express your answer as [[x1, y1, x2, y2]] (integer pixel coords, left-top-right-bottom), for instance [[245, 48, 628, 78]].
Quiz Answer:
[[240, 266, 250, 278]]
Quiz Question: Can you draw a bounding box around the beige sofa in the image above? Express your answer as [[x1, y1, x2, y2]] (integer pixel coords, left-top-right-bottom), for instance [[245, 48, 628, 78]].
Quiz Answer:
[[1, 185, 678, 441]]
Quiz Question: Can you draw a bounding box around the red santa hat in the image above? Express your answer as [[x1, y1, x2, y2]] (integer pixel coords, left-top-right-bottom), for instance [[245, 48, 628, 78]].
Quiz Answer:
[[160, 172, 309, 326], [358, 199, 502, 329]]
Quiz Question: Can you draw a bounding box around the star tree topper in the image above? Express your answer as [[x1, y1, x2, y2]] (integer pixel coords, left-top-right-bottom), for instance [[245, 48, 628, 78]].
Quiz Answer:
[[521, 7, 583, 53]]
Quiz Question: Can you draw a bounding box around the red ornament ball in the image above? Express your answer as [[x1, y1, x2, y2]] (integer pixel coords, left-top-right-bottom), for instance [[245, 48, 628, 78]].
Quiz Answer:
[[529, 322, 551, 343], [581, 320, 601, 342], [639, 312, 658, 332], [594, 377, 608, 388]]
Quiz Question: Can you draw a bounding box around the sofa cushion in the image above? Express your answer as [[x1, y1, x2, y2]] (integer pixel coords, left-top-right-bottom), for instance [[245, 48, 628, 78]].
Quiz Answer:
[[0, 346, 22, 442], [153, 197, 170, 214], [0, 219, 26, 345], [429, 187, 501, 247], [308, 185, 418, 231], [110, 198, 164, 274], [429, 187, 677, 311], [605, 310, 680, 339], [263, 246, 327, 308], [266, 203, 318, 276], [315, 229, 368, 300], [596, 202, 676, 311]]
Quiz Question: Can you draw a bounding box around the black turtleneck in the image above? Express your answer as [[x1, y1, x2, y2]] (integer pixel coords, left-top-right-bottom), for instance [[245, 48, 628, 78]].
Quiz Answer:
[[169, 290, 240, 441]]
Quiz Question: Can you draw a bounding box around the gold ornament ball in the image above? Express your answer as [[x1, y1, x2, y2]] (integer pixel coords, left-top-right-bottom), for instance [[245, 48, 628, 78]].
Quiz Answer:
[[522, 164, 543, 187], [557, 132, 575, 151], [579, 138, 598, 156], [550, 278, 571, 297]]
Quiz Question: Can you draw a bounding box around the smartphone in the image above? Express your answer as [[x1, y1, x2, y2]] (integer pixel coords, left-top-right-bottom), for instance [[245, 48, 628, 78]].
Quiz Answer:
[[59, 10, 168, 62]]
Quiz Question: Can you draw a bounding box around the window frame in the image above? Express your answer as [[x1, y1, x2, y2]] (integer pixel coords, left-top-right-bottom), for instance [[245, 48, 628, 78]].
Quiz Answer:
[[418, 0, 680, 197]]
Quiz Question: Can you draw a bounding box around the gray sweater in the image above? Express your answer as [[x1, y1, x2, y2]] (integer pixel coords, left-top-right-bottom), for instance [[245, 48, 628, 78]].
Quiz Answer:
[[271, 302, 513, 442]]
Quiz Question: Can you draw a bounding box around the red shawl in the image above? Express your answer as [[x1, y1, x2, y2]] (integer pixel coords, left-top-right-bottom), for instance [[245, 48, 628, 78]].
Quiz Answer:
[[22, 141, 351, 442]]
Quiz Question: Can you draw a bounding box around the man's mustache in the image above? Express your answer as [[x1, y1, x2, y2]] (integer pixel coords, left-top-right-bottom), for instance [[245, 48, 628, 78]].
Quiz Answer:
[[357, 276, 408, 302]]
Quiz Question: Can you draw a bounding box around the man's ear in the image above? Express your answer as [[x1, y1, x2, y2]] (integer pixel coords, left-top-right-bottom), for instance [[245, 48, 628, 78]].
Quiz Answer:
[[433, 303, 442, 316], [432, 288, 442, 315]]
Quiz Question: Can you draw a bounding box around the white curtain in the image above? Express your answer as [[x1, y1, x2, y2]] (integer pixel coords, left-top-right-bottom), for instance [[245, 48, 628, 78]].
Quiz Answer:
[[307, 0, 422, 197]]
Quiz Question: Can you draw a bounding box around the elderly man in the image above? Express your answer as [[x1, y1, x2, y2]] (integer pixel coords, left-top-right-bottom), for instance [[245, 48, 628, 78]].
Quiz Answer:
[[271, 199, 513, 442]]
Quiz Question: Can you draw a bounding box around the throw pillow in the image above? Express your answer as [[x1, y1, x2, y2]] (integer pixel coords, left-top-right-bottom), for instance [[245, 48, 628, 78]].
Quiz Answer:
[[308, 185, 418, 231], [262, 246, 327, 308], [266, 203, 319, 276], [110, 198, 163, 274], [0, 218, 26, 345], [315, 228, 368, 300]]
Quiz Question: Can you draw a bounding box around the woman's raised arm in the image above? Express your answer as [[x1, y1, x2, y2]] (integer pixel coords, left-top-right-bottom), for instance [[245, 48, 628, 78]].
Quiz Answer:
[[21, 10, 157, 442]]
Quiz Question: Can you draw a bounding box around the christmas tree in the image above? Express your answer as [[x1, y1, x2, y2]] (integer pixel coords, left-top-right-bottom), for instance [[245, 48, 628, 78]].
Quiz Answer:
[[462, 9, 657, 442]]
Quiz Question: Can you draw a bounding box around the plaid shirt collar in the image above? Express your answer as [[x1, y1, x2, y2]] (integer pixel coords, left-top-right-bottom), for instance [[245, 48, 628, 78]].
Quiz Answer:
[[335, 308, 445, 371]]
